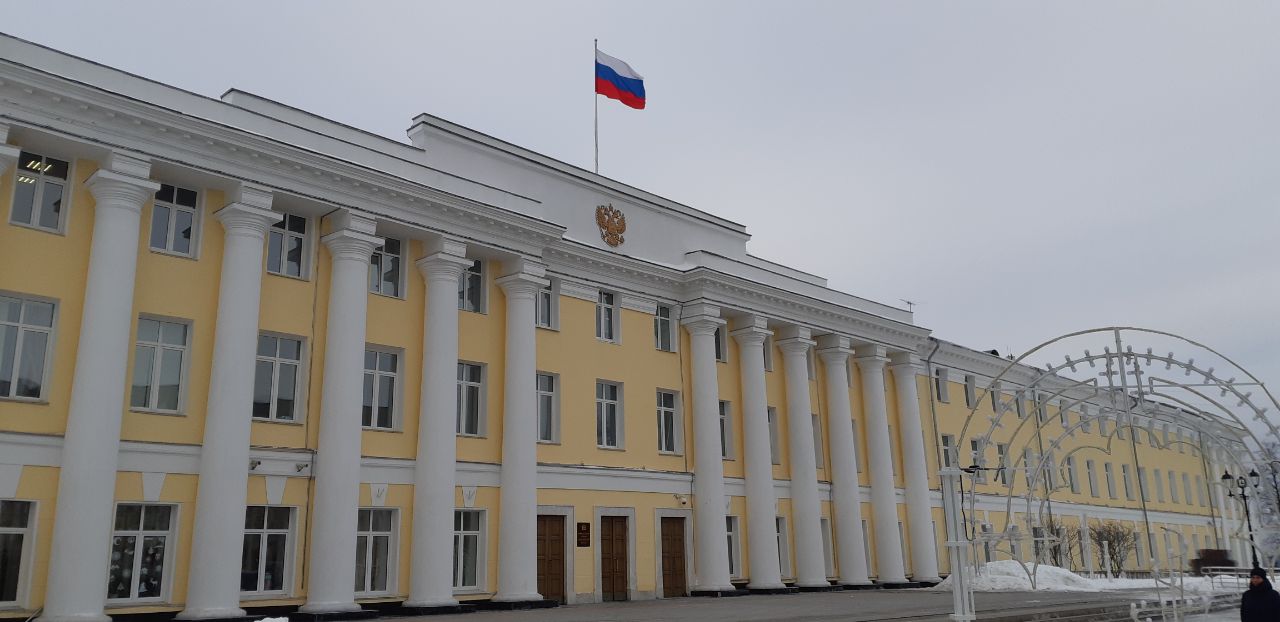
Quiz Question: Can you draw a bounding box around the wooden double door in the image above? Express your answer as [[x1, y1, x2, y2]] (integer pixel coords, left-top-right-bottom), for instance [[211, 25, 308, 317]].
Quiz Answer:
[[536, 515, 566, 604], [600, 515, 629, 601], [660, 516, 687, 598]]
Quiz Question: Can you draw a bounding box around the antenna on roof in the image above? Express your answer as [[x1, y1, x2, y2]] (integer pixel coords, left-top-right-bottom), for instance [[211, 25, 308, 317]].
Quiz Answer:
[[900, 299, 924, 313]]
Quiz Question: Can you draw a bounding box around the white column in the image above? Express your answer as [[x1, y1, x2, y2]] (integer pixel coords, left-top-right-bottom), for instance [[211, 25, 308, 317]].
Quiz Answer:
[[301, 211, 381, 614], [889, 353, 942, 583], [179, 186, 279, 620], [776, 326, 828, 588], [682, 304, 735, 593], [816, 335, 871, 586], [494, 260, 549, 602], [853, 345, 908, 584], [40, 152, 158, 622], [730, 317, 784, 590], [405, 238, 471, 608]]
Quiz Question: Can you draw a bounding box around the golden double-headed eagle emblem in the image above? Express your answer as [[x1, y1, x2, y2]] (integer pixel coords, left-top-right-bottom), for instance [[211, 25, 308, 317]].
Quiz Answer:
[[595, 203, 626, 247]]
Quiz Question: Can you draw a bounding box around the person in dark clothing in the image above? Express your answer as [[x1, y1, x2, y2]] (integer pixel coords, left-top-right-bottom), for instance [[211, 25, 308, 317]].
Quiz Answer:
[[1241, 567, 1280, 622]]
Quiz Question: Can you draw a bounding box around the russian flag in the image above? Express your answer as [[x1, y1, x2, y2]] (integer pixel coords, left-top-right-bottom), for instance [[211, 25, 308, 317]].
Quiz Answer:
[[595, 49, 645, 110]]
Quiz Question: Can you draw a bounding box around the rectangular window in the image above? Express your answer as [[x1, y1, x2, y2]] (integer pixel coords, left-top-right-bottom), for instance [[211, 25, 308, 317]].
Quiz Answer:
[[253, 335, 302, 421], [820, 517, 835, 578], [368, 238, 403, 297], [806, 349, 816, 380], [458, 260, 485, 313], [812, 414, 824, 469], [1080, 406, 1092, 432], [970, 438, 986, 483], [536, 373, 558, 443], [241, 506, 292, 594], [1153, 468, 1165, 502], [719, 401, 733, 459], [1086, 460, 1099, 497], [1105, 463, 1117, 499], [1066, 456, 1079, 493], [776, 517, 791, 578], [1196, 475, 1206, 506], [964, 374, 976, 408], [362, 349, 399, 429], [1059, 401, 1068, 427], [1169, 471, 1180, 504], [763, 335, 774, 372], [725, 516, 741, 579], [940, 434, 955, 468], [714, 326, 727, 362], [653, 305, 673, 352], [656, 390, 680, 454], [996, 443, 1009, 485], [596, 381, 621, 448], [266, 214, 307, 278], [1122, 465, 1135, 500], [861, 520, 872, 572], [356, 508, 394, 595], [1014, 391, 1025, 419], [851, 419, 862, 472], [10, 151, 69, 233], [536, 279, 558, 329], [768, 407, 781, 465], [453, 510, 482, 590], [595, 291, 617, 342], [0, 500, 33, 604], [108, 504, 172, 602], [129, 318, 188, 412], [990, 381, 1002, 412], [1139, 467, 1150, 502], [933, 367, 949, 403], [1023, 448, 1035, 484], [1183, 474, 1193, 507], [149, 183, 199, 256], [456, 362, 483, 436], [0, 295, 54, 400]]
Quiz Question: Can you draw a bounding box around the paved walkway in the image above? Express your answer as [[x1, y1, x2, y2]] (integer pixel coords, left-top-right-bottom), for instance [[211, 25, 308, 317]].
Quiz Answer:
[[408, 590, 1141, 622]]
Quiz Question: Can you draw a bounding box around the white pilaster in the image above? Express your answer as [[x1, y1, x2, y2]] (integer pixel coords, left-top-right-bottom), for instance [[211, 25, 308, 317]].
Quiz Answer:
[[853, 345, 908, 584], [179, 185, 280, 620], [889, 352, 942, 583], [776, 326, 828, 588], [682, 303, 735, 592], [301, 211, 381, 614], [816, 335, 872, 586], [494, 259, 549, 602], [40, 152, 158, 622], [730, 317, 784, 590], [405, 238, 472, 608], [0, 123, 19, 174]]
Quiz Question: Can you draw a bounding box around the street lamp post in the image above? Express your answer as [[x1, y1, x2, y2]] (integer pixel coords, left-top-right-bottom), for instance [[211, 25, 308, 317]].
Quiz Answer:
[[1222, 469, 1261, 568]]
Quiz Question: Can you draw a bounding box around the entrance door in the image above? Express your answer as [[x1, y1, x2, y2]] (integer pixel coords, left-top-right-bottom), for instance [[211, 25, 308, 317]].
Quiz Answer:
[[660, 517, 687, 598], [536, 515, 566, 603], [600, 515, 629, 602]]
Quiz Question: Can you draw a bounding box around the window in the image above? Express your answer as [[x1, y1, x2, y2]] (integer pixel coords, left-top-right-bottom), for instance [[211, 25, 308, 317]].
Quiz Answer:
[[1059, 401, 1068, 427], [368, 238, 403, 297], [940, 435, 955, 468], [861, 520, 872, 572], [10, 151, 69, 232], [964, 375, 976, 408], [1066, 456, 1079, 493], [1105, 463, 1117, 499], [253, 335, 302, 421], [806, 349, 816, 380], [458, 260, 485, 312], [1086, 460, 1099, 497], [536, 373, 558, 443], [1080, 406, 1092, 432], [108, 504, 172, 602], [1153, 468, 1164, 502], [970, 438, 986, 483], [933, 367, 949, 402], [596, 381, 622, 448], [362, 349, 399, 429], [1139, 467, 1150, 502], [656, 390, 680, 454], [456, 362, 484, 436], [725, 516, 742, 579], [1122, 465, 1135, 500], [1022, 448, 1035, 483], [1162, 424, 1171, 446], [767, 407, 781, 465], [130, 318, 188, 412], [1014, 391, 1025, 419], [536, 279, 558, 329], [0, 500, 33, 604], [812, 415, 824, 469], [718, 401, 733, 459], [1044, 452, 1056, 489], [653, 304, 673, 351], [1196, 476, 1206, 506], [266, 214, 307, 278], [1176, 428, 1185, 453], [356, 508, 394, 595], [148, 183, 199, 256], [453, 510, 482, 590], [776, 517, 791, 578], [763, 335, 774, 372], [1168, 471, 1179, 504], [595, 291, 617, 342], [0, 295, 54, 400], [1134, 531, 1145, 566], [820, 518, 835, 578], [1183, 474, 1193, 507], [241, 506, 292, 593], [990, 381, 1002, 412], [714, 326, 727, 362], [996, 443, 1009, 485], [851, 419, 862, 472]]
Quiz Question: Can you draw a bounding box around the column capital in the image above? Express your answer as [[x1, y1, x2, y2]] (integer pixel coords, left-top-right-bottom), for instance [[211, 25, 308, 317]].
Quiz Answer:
[[776, 336, 814, 356], [889, 351, 923, 374], [496, 260, 549, 298], [853, 344, 889, 368], [816, 334, 852, 364], [681, 302, 723, 336], [0, 124, 19, 175], [86, 151, 159, 210], [214, 202, 280, 238], [730, 314, 771, 347]]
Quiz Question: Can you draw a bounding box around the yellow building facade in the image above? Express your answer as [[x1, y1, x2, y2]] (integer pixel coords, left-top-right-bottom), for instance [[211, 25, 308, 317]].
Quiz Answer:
[[0, 34, 1247, 622]]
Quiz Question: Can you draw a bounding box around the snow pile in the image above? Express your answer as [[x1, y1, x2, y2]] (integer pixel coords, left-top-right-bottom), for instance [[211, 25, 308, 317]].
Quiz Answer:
[[932, 561, 1235, 593], [255, 618, 288, 622]]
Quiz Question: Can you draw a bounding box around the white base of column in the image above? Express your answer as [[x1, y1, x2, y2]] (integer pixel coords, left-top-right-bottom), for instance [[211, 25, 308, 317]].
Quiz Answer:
[[691, 582, 737, 592], [746, 580, 786, 590], [795, 579, 832, 588], [912, 575, 943, 583], [37, 613, 112, 622], [402, 597, 459, 608], [174, 606, 246, 621], [298, 602, 364, 614], [492, 591, 543, 602]]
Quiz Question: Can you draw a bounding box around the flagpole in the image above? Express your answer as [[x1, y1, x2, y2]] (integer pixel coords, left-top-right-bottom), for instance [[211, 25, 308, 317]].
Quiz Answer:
[[593, 38, 599, 174]]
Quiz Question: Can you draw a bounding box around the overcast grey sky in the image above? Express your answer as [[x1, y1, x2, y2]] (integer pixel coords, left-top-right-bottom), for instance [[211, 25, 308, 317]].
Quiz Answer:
[[6, 1, 1278, 389]]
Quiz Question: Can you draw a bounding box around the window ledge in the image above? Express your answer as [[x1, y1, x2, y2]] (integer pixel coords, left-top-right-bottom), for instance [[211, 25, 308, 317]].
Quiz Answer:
[[452, 588, 488, 596], [130, 407, 185, 417], [240, 592, 292, 601], [658, 450, 683, 457], [536, 325, 560, 332], [0, 395, 49, 405], [536, 440, 561, 446], [597, 446, 626, 452], [595, 338, 620, 345], [266, 271, 311, 283], [148, 247, 198, 261], [362, 426, 403, 433], [457, 433, 487, 439], [252, 417, 304, 426], [9, 220, 65, 236], [370, 291, 405, 301]]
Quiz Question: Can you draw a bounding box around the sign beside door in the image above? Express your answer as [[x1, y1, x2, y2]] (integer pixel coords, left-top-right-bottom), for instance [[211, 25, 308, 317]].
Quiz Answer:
[[577, 521, 591, 547]]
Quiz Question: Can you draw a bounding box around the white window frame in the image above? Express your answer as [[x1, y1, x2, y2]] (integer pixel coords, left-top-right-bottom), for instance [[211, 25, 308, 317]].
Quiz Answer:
[[933, 367, 949, 403], [266, 213, 310, 279], [1183, 473, 1193, 507], [0, 293, 56, 402], [1066, 456, 1079, 493], [129, 316, 191, 415], [1086, 460, 1099, 497], [458, 259, 486, 313], [536, 372, 559, 444], [1139, 467, 1150, 502], [763, 335, 774, 372], [964, 374, 976, 408], [719, 400, 734, 460], [107, 503, 176, 604], [456, 361, 486, 437], [252, 333, 305, 423], [1105, 463, 1117, 499], [596, 380, 623, 449], [355, 507, 397, 597], [996, 443, 1008, 485], [776, 516, 792, 579], [653, 304, 674, 352], [1168, 471, 1179, 504], [725, 516, 742, 580], [9, 150, 71, 234], [1014, 391, 1025, 419], [970, 438, 986, 483], [1196, 475, 1206, 506], [362, 347, 402, 430], [148, 183, 201, 258], [656, 389, 682, 455], [368, 238, 405, 298], [812, 414, 824, 469], [1122, 464, 1135, 500], [940, 434, 955, 468], [240, 505, 295, 596], [536, 278, 559, 330], [768, 407, 781, 465], [1153, 468, 1164, 502], [595, 290, 619, 343], [452, 509, 486, 592], [713, 326, 727, 362], [0, 499, 34, 607]]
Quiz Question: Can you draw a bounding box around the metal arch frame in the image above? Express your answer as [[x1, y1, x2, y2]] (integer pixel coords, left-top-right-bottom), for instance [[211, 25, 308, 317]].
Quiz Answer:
[[940, 327, 1280, 622]]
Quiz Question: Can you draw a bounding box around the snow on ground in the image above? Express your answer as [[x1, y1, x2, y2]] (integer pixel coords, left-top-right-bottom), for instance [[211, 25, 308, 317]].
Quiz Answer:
[[932, 560, 1242, 593], [255, 618, 288, 622]]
